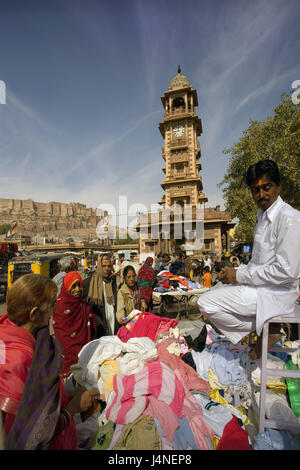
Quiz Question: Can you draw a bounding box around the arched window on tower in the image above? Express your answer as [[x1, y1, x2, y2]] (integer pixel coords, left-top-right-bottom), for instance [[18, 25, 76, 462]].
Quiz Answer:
[[172, 97, 185, 112]]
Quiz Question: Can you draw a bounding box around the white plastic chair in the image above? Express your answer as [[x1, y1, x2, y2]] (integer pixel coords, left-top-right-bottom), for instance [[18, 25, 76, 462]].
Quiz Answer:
[[247, 304, 300, 434]]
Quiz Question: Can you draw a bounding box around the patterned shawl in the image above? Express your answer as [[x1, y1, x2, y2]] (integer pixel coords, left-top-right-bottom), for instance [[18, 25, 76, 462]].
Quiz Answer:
[[87, 258, 114, 306], [5, 326, 63, 450]]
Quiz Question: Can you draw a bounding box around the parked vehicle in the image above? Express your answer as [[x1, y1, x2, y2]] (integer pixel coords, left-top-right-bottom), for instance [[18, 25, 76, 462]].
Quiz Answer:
[[7, 253, 65, 288]]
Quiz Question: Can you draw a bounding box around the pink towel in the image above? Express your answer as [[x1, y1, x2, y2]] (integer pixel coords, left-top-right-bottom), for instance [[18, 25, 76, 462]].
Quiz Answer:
[[105, 361, 185, 425]]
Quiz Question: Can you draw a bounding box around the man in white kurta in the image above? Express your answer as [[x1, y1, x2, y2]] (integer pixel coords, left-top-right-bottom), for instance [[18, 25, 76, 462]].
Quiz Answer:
[[198, 160, 300, 347]]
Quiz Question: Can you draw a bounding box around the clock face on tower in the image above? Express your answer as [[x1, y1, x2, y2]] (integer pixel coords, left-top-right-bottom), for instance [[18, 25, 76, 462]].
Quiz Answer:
[[173, 125, 185, 138]]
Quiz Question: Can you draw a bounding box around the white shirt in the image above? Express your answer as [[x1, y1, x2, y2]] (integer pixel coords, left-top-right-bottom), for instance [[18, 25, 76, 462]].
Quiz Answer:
[[236, 196, 300, 335], [204, 258, 212, 270], [103, 281, 115, 335]]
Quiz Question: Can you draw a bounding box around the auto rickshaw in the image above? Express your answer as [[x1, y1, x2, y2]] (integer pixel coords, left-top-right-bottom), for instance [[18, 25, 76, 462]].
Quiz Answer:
[[7, 252, 65, 288]]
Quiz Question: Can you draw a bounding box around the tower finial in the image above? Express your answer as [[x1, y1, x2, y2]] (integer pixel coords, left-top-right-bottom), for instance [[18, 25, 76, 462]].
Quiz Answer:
[[178, 65, 181, 74]]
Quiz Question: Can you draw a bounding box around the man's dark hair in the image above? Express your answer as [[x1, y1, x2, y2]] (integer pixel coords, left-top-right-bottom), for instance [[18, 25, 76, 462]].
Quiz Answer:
[[245, 159, 281, 187]]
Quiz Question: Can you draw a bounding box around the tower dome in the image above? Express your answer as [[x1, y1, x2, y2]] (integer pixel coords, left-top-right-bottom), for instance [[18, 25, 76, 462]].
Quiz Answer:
[[168, 65, 191, 91]]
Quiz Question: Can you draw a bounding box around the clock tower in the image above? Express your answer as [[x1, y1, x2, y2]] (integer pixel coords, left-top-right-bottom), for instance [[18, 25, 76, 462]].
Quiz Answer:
[[159, 66, 207, 208], [137, 67, 235, 257]]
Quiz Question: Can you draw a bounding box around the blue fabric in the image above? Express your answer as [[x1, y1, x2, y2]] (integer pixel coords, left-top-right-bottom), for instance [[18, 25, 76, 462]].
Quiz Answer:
[[154, 417, 198, 450], [254, 429, 300, 450], [210, 344, 246, 387], [174, 417, 198, 450]]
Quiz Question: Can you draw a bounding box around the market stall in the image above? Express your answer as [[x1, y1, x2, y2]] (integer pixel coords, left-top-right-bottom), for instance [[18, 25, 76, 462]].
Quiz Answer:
[[152, 288, 209, 318], [151, 269, 209, 318]]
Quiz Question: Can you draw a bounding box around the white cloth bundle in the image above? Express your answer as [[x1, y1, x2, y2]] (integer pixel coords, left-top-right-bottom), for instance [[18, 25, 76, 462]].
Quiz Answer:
[[77, 336, 158, 389]]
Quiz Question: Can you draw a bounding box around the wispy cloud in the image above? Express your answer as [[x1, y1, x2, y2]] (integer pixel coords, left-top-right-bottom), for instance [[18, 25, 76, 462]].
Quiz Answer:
[[234, 66, 300, 113], [60, 108, 161, 179], [1, 0, 299, 214]]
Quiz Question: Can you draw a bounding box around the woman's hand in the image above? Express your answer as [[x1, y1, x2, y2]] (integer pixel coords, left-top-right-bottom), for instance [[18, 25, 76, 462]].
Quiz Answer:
[[65, 387, 100, 416], [118, 317, 127, 325], [140, 300, 147, 312], [79, 389, 100, 412]]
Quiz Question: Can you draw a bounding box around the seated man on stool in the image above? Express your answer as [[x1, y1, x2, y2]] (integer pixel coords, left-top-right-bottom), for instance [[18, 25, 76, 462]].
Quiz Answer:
[[198, 159, 300, 358]]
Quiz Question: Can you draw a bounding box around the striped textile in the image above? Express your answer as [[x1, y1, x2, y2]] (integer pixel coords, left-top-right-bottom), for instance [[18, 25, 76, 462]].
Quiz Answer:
[[105, 361, 185, 425]]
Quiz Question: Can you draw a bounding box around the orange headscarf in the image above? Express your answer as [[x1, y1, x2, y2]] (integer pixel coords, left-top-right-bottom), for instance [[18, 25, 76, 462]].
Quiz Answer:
[[63, 271, 83, 292], [54, 270, 96, 380]]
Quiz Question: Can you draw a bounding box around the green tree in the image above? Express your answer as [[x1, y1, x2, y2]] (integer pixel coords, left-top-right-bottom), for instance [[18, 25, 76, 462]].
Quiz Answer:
[[220, 92, 300, 242]]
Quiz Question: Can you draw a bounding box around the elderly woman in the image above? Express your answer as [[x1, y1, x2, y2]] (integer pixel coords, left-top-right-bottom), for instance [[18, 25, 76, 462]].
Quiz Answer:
[[0, 274, 99, 450], [53, 271, 97, 380], [116, 265, 147, 325]]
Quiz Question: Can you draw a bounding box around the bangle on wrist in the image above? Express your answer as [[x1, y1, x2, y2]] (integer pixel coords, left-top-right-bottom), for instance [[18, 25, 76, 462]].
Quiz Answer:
[[61, 409, 72, 428]]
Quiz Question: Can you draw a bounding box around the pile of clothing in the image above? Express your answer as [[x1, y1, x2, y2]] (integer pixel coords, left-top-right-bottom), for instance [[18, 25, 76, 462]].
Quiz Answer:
[[153, 270, 201, 293], [70, 312, 255, 450]]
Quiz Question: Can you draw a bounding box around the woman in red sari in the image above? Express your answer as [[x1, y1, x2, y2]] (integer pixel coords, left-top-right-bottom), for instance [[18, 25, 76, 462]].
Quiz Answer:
[[0, 274, 99, 450], [53, 271, 97, 381], [137, 257, 156, 311]]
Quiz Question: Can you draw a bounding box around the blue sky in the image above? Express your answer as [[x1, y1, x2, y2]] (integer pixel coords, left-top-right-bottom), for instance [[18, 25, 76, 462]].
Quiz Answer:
[[0, 0, 299, 219]]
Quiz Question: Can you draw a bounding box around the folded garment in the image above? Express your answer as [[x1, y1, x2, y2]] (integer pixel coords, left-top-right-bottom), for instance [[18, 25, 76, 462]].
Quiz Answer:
[[99, 360, 119, 399], [117, 312, 179, 343], [174, 369, 215, 450], [194, 394, 234, 438], [184, 325, 207, 352], [123, 309, 141, 323], [112, 414, 162, 451], [174, 417, 198, 450], [144, 395, 180, 443], [181, 352, 197, 372], [156, 336, 210, 392], [216, 417, 251, 450], [210, 344, 246, 387], [191, 349, 213, 382], [77, 336, 158, 389], [91, 421, 116, 450], [105, 361, 185, 425]]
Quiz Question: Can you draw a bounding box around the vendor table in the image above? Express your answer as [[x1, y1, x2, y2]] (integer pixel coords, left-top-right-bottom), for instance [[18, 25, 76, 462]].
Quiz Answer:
[[152, 287, 209, 319]]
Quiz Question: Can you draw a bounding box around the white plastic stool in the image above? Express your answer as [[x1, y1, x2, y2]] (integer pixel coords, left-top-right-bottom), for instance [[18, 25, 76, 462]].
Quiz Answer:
[[247, 304, 300, 434]]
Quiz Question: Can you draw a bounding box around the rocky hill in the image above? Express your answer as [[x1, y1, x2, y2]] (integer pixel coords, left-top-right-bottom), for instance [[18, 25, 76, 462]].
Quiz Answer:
[[0, 198, 101, 240]]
